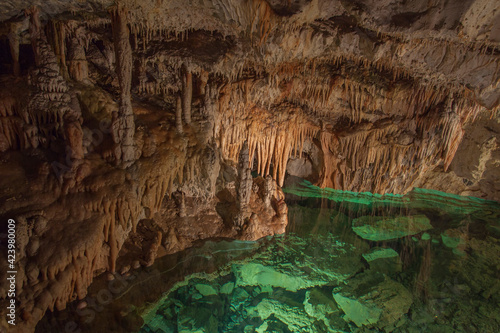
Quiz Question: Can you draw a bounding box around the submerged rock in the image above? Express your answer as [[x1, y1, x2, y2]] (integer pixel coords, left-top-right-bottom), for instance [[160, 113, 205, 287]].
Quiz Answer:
[[248, 298, 313, 332], [352, 215, 432, 241], [234, 262, 317, 292], [362, 247, 399, 262], [441, 229, 467, 255], [362, 247, 402, 274], [220, 282, 235, 295], [194, 284, 217, 296], [232, 234, 364, 291], [333, 272, 413, 329], [304, 288, 346, 331]]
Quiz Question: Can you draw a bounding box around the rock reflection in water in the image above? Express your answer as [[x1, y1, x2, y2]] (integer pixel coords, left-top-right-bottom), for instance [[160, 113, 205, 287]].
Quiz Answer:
[[139, 178, 500, 332]]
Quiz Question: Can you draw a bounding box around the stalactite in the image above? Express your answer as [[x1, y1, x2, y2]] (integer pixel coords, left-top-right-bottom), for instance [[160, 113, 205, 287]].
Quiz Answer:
[[23, 6, 84, 162], [7, 28, 20, 76], [175, 94, 183, 133], [181, 64, 193, 124], [215, 61, 488, 194], [67, 37, 89, 82]]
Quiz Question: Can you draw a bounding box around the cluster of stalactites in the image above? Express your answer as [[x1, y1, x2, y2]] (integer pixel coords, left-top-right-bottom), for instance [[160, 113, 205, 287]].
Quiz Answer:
[[216, 64, 486, 194], [12, 7, 85, 160], [219, 101, 318, 187]]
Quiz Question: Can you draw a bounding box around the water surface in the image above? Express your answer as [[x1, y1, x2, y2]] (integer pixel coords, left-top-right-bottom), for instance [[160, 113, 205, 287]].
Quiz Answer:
[[140, 179, 500, 332]]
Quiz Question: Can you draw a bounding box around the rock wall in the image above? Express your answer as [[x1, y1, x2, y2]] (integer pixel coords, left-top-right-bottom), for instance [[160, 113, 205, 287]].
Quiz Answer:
[[415, 109, 500, 202]]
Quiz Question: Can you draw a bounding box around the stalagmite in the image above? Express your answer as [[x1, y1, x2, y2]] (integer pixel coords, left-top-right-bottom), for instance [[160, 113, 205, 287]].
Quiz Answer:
[[176, 94, 183, 133], [199, 70, 209, 96], [263, 174, 274, 207], [111, 5, 137, 166], [177, 191, 186, 217], [67, 37, 89, 82], [181, 64, 193, 124], [235, 141, 252, 228]]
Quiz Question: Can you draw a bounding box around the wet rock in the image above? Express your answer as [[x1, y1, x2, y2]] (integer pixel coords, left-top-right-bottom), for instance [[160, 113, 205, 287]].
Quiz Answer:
[[362, 247, 399, 262], [195, 284, 217, 296], [248, 298, 313, 332], [303, 288, 341, 330], [421, 232, 431, 241], [441, 229, 467, 255], [234, 262, 316, 292], [220, 282, 234, 295], [230, 287, 250, 311], [352, 215, 432, 241], [362, 247, 402, 274], [333, 272, 413, 329]]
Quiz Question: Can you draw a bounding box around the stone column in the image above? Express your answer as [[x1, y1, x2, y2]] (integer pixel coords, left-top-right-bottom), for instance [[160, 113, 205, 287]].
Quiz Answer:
[[235, 141, 252, 228], [111, 5, 137, 166]]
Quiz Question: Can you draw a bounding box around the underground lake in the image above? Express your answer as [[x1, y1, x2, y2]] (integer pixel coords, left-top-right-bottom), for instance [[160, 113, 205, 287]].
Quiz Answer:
[[36, 177, 500, 333]]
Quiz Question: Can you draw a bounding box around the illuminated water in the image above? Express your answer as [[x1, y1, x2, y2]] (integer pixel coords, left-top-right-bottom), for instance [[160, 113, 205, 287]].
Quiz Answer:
[[140, 179, 500, 332]]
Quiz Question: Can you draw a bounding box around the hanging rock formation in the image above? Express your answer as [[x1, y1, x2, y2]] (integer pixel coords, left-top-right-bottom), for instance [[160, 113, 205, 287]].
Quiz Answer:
[[181, 64, 193, 125]]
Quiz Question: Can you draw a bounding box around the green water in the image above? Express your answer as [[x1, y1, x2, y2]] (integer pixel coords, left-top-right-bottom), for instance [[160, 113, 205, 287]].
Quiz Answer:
[[140, 179, 500, 332]]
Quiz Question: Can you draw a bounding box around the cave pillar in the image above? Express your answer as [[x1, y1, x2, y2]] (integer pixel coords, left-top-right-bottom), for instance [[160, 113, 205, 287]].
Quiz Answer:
[[111, 5, 137, 166], [235, 141, 252, 228], [181, 64, 192, 124]]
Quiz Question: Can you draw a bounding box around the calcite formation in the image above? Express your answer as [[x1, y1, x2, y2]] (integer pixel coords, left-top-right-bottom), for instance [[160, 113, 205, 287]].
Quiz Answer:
[[0, 0, 499, 332]]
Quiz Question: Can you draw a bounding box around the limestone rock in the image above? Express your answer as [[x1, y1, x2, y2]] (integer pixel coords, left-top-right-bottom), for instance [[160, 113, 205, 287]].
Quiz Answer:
[[248, 298, 314, 332], [333, 272, 413, 329], [304, 288, 342, 330], [352, 215, 433, 241], [362, 247, 402, 273], [235, 141, 252, 228]]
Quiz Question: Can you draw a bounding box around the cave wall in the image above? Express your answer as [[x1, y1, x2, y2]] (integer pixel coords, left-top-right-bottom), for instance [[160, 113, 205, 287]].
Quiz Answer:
[[0, 0, 499, 332]]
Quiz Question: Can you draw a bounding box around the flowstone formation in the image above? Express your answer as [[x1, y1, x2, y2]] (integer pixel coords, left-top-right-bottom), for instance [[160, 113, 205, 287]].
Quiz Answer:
[[0, 0, 499, 332]]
